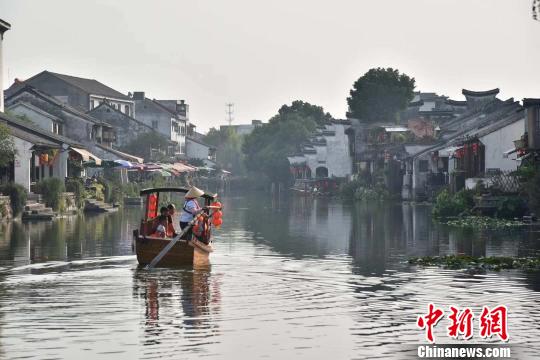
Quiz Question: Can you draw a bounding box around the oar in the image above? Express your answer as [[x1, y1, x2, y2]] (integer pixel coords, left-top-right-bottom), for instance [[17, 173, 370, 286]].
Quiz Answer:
[[144, 209, 205, 270], [144, 206, 222, 270]]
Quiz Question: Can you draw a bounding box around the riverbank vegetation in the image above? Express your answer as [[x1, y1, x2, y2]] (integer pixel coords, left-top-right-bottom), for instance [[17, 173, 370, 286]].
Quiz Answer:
[[0, 123, 16, 168], [409, 255, 540, 272], [340, 170, 393, 201], [0, 183, 27, 216], [36, 178, 66, 211], [204, 127, 245, 176], [243, 101, 333, 183]]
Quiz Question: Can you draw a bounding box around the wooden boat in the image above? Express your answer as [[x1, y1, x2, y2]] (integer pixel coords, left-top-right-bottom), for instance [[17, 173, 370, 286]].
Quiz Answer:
[[133, 187, 217, 267]]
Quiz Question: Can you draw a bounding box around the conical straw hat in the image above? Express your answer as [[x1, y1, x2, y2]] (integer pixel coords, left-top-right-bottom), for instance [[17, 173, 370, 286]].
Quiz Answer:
[[185, 186, 204, 199]]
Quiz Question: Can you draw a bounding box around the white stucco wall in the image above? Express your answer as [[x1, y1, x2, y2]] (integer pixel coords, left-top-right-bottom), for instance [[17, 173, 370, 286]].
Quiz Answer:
[[54, 151, 68, 179], [325, 125, 352, 177], [304, 124, 352, 178], [480, 118, 524, 172], [13, 137, 32, 191], [186, 138, 210, 160], [290, 124, 353, 179], [8, 103, 57, 133]]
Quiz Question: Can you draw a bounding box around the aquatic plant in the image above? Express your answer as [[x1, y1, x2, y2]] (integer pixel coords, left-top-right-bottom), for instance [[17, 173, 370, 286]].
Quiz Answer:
[[408, 255, 540, 272], [432, 189, 474, 218], [439, 216, 525, 229]]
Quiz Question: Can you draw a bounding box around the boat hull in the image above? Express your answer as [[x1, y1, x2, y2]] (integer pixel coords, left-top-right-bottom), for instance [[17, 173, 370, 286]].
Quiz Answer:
[[134, 232, 213, 267]]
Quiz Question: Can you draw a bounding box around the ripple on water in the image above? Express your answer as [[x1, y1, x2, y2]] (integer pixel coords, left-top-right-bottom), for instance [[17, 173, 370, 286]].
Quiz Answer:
[[0, 200, 539, 359]]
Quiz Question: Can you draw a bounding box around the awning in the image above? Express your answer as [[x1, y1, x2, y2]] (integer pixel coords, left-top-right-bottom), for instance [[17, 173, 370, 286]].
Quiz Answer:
[[143, 163, 162, 171], [171, 162, 197, 173], [503, 148, 518, 158], [383, 126, 409, 132], [94, 144, 144, 164], [114, 159, 134, 168], [71, 147, 102, 165], [438, 146, 460, 157]]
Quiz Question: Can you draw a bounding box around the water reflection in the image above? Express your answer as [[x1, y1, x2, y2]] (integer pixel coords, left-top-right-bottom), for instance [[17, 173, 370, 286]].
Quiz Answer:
[[133, 266, 221, 355], [0, 208, 140, 266], [240, 195, 540, 279], [0, 195, 539, 359]]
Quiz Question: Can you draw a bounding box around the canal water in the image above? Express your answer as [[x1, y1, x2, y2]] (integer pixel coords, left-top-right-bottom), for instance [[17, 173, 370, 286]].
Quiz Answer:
[[0, 194, 539, 359]]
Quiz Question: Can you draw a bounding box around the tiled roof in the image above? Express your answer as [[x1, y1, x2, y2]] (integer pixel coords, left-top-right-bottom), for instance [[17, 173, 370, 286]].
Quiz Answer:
[[187, 136, 215, 149], [46, 71, 130, 100], [462, 88, 500, 97], [6, 84, 113, 127], [0, 111, 83, 147], [7, 71, 130, 101], [88, 102, 154, 131]]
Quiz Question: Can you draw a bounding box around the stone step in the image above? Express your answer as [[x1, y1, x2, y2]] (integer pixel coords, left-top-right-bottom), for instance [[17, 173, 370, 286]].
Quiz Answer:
[[22, 212, 55, 221], [24, 203, 47, 211], [30, 208, 54, 215], [27, 193, 42, 202], [84, 199, 118, 213]]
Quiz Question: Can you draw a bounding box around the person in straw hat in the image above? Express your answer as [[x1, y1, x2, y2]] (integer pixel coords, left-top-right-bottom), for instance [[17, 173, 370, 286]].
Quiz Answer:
[[179, 186, 205, 240]]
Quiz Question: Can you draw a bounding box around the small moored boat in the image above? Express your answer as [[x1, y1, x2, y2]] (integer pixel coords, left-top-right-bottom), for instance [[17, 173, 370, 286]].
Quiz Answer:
[[133, 187, 219, 267]]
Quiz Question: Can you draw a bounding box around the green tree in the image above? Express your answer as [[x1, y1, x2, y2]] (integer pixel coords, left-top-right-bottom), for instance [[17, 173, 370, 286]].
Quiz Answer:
[[204, 127, 245, 175], [276, 100, 333, 126], [0, 123, 16, 167], [347, 67, 415, 123], [242, 101, 333, 182], [119, 131, 170, 162]]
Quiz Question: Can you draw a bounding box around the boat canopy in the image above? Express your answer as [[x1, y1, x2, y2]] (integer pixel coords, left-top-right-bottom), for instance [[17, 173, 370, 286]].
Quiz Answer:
[[139, 187, 216, 200]]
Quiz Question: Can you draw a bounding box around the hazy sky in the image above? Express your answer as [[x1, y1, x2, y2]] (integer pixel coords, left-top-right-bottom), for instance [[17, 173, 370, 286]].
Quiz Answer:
[[1, 0, 539, 131]]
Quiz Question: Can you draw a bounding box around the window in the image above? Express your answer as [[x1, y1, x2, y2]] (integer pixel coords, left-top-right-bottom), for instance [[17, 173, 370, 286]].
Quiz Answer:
[[418, 160, 429, 172], [152, 120, 158, 129], [124, 105, 129, 115], [52, 122, 63, 135]]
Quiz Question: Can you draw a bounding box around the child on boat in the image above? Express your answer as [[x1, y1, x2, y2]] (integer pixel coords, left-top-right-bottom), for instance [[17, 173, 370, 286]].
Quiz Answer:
[[167, 204, 178, 237], [154, 215, 168, 238]]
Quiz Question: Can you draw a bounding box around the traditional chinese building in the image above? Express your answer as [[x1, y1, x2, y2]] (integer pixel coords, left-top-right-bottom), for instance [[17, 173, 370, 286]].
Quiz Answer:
[[131, 91, 190, 157], [402, 89, 525, 200], [6, 70, 135, 115], [287, 120, 353, 181]]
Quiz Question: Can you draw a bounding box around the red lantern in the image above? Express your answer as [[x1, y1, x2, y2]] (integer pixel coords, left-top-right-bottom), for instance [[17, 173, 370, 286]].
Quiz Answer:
[[212, 217, 223, 227], [147, 194, 157, 219]]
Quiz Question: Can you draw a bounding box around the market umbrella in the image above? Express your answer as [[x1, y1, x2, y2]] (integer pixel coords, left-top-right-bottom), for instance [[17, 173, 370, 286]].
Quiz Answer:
[[114, 159, 134, 168], [83, 160, 121, 168]]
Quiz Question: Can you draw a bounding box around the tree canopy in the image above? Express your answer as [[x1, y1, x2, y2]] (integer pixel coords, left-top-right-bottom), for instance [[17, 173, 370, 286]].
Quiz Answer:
[[347, 67, 415, 123], [119, 131, 170, 162], [204, 127, 245, 174], [242, 100, 333, 182], [0, 123, 17, 168]]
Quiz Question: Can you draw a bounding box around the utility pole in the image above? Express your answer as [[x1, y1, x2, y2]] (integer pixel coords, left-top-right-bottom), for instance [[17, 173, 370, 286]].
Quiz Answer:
[[225, 103, 234, 126]]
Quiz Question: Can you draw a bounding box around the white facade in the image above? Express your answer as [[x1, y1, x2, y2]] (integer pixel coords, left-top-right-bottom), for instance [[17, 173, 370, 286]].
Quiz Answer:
[[7, 102, 63, 135], [480, 118, 524, 172], [89, 95, 134, 117], [186, 137, 215, 166], [13, 137, 32, 191], [288, 123, 353, 179]]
